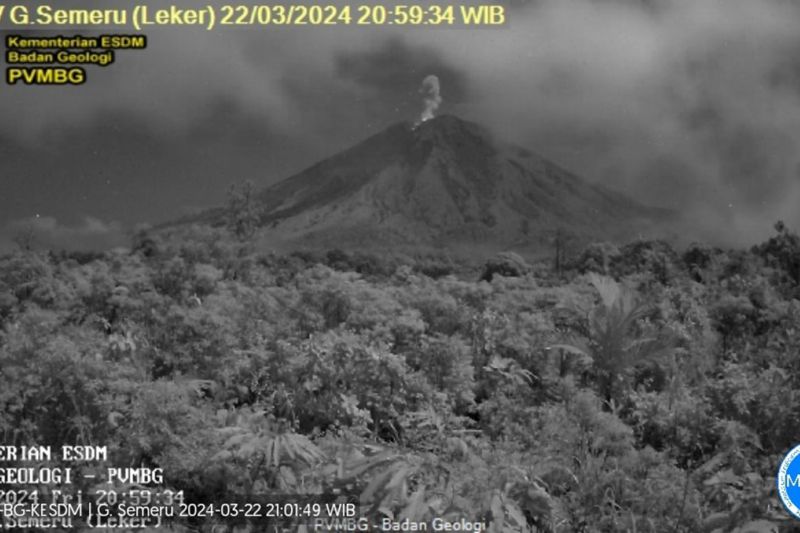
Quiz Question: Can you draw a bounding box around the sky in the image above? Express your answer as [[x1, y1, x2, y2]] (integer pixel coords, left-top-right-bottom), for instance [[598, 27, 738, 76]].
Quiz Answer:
[[2, 0, 800, 249]]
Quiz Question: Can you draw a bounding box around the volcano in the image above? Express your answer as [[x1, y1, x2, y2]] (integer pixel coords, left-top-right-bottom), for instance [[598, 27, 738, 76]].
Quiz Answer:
[[197, 115, 669, 249]]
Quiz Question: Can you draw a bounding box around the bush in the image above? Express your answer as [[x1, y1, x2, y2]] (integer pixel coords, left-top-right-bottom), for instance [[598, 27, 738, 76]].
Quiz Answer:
[[614, 239, 682, 284], [575, 241, 620, 275], [480, 251, 531, 281]]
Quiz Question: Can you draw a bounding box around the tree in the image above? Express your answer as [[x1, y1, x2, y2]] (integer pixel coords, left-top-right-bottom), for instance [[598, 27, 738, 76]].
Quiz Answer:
[[551, 227, 577, 277], [226, 180, 259, 240], [12, 222, 37, 252], [753, 220, 800, 286], [576, 242, 620, 275], [131, 226, 159, 257], [553, 274, 674, 404]]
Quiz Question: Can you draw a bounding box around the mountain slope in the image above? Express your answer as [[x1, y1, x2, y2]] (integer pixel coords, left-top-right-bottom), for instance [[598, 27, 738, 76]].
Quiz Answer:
[[201, 115, 669, 248]]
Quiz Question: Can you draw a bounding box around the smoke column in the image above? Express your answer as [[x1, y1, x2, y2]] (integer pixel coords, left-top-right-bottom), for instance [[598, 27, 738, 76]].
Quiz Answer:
[[418, 75, 442, 124]]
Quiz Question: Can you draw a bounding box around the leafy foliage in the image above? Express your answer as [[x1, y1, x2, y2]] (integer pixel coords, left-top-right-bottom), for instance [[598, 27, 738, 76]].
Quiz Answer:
[[552, 274, 675, 404], [0, 222, 797, 531]]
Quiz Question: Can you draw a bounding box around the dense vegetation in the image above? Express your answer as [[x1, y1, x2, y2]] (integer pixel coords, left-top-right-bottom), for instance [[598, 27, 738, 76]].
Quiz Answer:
[[1, 221, 799, 532]]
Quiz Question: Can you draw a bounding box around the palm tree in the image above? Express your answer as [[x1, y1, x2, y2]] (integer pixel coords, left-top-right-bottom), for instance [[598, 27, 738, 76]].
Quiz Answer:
[[552, 274, 673, 405]]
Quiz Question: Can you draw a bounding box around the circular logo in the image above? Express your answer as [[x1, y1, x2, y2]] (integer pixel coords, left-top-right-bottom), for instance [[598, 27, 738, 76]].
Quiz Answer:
[[778, 445, 800, 519]]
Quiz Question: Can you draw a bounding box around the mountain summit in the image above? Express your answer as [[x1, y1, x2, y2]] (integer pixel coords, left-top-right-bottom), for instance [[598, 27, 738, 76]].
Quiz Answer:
[[211, 115, 668, 248]]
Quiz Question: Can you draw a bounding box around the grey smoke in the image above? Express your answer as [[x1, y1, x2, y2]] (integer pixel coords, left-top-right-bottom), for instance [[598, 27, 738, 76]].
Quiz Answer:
[[418, 75, 442, 124]]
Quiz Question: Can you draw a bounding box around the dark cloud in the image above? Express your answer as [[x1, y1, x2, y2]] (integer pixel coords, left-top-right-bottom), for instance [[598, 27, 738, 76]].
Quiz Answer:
[[417, 0, 800, 244], [2, 0, 800, 247]]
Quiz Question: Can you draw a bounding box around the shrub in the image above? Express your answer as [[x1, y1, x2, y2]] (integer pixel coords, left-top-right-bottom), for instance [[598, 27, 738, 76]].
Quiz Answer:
[[614, 239, 682, 284], [753, 220, 800, 286], [575, 241, 620, 275], [480, 251, 531, 282]]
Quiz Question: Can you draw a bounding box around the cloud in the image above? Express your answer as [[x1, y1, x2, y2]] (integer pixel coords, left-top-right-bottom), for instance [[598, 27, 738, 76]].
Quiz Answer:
[[0, 216, 127, 253], [3, 0, 800, 246], [407, 0, 800, 244], [335, 37, 466, 103]]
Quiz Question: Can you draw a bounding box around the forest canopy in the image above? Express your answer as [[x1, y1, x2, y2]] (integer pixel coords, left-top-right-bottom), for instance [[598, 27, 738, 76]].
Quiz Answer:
[[1, 221, 799, 532]]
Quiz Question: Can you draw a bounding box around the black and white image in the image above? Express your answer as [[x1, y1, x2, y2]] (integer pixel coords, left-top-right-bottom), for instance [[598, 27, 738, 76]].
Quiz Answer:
[[1, 0, 800, 531]]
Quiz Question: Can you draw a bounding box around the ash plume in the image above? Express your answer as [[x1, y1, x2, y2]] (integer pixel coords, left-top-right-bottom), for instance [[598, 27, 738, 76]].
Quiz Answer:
[[417, 75, 442, 124]]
